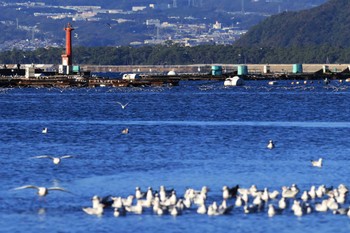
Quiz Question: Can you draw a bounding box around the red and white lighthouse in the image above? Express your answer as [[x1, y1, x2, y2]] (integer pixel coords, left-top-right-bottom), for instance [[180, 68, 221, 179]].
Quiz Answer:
[[61, 23, 74, 66]]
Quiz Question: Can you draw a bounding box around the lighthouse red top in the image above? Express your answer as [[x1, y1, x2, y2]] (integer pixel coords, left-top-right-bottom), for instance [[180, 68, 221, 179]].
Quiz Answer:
[[63, 23, 74, 65]]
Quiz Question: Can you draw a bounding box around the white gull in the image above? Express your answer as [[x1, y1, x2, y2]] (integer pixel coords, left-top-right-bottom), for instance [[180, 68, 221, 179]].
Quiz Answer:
[[31, 155, 73, 165], [116, 101, 129, 109], [14, 185, 70, 197], [267, 140, 275, 149], [311, 158, 323, 167], [83, 203, 104, 216]]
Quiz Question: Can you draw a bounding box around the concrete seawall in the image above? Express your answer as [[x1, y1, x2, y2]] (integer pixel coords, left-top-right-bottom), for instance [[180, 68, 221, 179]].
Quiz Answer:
[[3, 64, 350, 74], [81, 64, 350, 74]]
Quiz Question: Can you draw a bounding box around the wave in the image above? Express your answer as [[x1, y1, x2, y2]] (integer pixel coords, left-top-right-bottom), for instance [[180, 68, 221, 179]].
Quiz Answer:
[[1, 120, 350, 128]]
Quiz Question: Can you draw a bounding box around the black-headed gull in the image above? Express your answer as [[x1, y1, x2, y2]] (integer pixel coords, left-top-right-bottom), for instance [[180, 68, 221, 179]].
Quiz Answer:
[[31, 155, 73, 165], [121, 128, 129, 134], [267, 140, 275, 149], [14, 185, 70, 197], [116, 102, 129, 109], [311, 158, 323, 167], [83, 203, 104, 216]]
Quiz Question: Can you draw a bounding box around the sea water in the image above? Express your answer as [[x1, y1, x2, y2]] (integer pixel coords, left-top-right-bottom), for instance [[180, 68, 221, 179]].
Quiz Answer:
[[0, 80, 350, 232]]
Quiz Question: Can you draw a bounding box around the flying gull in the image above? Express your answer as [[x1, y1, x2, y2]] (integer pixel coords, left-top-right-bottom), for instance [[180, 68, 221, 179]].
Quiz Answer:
[[31, 155, 73, 165]]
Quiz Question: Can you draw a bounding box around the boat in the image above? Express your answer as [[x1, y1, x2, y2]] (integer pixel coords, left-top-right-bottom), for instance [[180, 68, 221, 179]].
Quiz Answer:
[[268, 81, 278, 85], [224, 76, 244, 86]]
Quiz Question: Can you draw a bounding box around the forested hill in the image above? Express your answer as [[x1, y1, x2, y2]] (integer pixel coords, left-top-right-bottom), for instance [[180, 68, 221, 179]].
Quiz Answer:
[[235, 0, 350, 47]]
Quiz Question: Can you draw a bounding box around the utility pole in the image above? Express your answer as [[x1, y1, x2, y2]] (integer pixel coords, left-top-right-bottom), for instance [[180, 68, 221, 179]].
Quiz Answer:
[[241, 0, 245, 14], [156, 25, 160, 41]]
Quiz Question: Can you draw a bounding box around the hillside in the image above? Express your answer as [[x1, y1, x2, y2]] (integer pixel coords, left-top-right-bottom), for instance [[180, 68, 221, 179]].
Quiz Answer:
[[12, 0, 326, 12], [0, 0, 327, 50], [235, 0, 350, 47]]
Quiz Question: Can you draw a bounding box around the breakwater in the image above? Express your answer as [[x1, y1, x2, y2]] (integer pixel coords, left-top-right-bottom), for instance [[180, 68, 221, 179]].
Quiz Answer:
[[81, 64, 350, 74], [1, 63, 350, 88]]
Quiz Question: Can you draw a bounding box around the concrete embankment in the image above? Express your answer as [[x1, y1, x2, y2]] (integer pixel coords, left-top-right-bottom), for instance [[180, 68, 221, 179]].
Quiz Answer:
[[81, 64, 350, 74], [3, 63, 350, 74]]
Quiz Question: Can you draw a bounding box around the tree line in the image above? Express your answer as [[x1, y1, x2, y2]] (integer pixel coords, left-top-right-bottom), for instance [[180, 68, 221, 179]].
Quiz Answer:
[[1, 44, 350, 66]]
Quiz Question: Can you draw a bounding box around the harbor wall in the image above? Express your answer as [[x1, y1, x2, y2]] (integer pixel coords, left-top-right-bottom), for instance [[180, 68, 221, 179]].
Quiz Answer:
[[2, 64, 350, 74], [80, 64, 350, 74]]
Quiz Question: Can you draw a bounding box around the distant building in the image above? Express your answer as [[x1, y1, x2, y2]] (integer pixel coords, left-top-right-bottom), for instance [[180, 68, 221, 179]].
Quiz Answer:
[[132, 6, 147, 11], [146, 19, 160, 26], [213, 21, 222, 29]]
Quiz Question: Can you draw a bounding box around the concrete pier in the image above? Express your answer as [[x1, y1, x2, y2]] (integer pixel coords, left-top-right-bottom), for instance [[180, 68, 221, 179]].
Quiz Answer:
[[80, 64, 350, 74], [2, 63, 350, 74]]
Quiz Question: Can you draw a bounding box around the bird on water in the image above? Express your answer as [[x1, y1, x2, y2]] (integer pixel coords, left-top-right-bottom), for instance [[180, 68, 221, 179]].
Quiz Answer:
[[311, 158, 323, 167], [42, 127, 48, 134], [267, 140, 275, 149], [121, 128, 129, 134]]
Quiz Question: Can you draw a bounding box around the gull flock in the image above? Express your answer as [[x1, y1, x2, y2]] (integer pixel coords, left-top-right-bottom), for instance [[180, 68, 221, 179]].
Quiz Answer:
[[13, 179, 350, 218], [11, 100, 336, 219], [79, 184, 350, 218], [13, 135, 332, 218]]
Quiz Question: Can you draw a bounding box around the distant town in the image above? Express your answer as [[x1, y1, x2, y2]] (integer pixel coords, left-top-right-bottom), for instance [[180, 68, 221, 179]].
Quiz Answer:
[[0, 0, 326, 51]]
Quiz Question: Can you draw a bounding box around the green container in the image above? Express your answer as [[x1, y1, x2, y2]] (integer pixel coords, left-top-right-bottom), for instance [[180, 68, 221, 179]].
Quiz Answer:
[[211, 65, 222, 76], [211, 65, 222, 71], [211, 70, 222, 76], [292, 64, 303, 74], [237, 65, 248, 75], [73, 66, 80, 72]]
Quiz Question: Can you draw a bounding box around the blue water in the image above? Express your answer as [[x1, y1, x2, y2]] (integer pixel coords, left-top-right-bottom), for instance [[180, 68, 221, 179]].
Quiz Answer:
[[1, 80, 350, 232]]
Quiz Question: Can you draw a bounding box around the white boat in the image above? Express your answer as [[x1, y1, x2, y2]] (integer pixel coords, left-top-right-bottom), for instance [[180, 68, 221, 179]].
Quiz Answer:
[[122, 73, 139, 80], [224, 76, 244, 86]]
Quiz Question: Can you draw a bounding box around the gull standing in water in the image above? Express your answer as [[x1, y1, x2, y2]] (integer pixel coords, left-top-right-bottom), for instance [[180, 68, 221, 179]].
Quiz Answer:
[[14, 185, 70, 197], [311, 158, 323, 167], [30, 155, 73, 165], [121, 128, 129, 134], [267, 140, 275, 149], [83, 203, 104, 217], [135, 187, 145, 199], [116, 102, 129, 109]]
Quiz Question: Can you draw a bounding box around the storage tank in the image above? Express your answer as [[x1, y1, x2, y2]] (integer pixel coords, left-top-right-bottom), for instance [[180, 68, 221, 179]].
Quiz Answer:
[[292, 64, 303, 74], [58, 65, 69, 74], [25, 66, 35, 78], [322, 65, 329, 73], [237, 65, 248, 75], [263, 65, 270, 74], [211, 65, 222, 76]]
